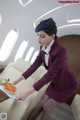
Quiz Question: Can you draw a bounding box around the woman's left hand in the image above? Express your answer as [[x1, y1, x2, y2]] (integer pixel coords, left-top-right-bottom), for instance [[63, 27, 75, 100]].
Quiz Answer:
[[16, 92, 29, 100], [16, 87, 35, 101]]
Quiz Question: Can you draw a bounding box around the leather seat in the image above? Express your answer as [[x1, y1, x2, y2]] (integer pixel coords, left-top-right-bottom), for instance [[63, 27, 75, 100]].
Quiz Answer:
[[59, 35, 80, 104]]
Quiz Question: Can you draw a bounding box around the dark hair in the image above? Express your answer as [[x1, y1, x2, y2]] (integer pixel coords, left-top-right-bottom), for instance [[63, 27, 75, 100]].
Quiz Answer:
[[35, 18, 58, 39]]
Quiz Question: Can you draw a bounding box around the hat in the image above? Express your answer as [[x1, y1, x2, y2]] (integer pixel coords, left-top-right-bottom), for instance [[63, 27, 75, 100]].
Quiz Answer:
[[35, 18, 57, 36]]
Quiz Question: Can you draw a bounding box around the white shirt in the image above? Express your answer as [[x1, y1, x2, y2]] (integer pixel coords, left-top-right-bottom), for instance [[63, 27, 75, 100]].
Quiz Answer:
[[42, 40, 54, 67]]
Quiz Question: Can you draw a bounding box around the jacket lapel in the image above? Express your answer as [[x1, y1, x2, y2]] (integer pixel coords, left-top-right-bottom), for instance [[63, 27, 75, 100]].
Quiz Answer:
[[48, 40, 62, 67]]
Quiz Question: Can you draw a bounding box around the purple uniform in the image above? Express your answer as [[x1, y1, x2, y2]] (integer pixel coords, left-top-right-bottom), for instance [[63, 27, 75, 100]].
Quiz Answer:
[[22, 40, 77, 103]]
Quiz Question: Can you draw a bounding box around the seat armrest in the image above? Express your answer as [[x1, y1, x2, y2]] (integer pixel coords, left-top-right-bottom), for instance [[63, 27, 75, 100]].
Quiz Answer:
[[0, 62, 14, 77], [71, 94, 80, 120], [0, 75, 2, 83]]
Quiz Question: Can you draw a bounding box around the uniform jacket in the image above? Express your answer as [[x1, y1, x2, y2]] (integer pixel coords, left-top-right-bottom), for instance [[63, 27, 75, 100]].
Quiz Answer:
[[22, 40, 77, 93]]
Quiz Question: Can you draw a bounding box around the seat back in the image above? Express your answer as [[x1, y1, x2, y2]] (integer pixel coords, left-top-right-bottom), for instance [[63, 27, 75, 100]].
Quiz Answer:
[[59, 35, 80, 75], [59, 35, 80, 104]]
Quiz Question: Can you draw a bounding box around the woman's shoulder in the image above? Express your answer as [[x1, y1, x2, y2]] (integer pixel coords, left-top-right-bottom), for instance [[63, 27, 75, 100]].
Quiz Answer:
[[50, 40, 67, 58]]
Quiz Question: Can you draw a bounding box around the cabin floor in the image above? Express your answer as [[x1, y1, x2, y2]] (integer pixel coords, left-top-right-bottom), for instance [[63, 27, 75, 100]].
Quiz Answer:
[[51, 103, 74, 120], [37, 103, 74, 120]]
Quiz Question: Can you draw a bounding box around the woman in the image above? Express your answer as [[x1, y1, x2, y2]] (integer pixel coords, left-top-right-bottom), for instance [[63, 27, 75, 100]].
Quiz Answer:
[[12, 18, 77, 120]]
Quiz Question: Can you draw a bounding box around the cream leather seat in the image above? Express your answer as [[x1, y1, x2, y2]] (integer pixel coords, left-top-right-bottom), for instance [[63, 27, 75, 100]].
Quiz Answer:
[[0, 58, 48, 120]]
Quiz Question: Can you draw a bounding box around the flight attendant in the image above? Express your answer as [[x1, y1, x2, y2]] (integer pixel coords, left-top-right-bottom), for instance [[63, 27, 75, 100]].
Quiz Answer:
[[12, 18, 77, 120]]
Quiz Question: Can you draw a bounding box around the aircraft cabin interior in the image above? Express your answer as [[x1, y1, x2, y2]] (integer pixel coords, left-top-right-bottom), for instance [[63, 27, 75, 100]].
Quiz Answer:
[[0, 0, 80, 120]]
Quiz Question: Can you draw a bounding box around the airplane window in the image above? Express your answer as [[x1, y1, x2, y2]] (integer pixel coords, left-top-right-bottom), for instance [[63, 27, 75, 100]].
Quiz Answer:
[[25, 46, 35, 62], [0, 29, 19, 62], [14, 40, 29, 61], [30, 50, 39, 64]]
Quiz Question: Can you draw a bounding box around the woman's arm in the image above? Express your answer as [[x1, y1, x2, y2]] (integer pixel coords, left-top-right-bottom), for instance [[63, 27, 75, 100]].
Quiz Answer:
[[12, 76, 24, 85], [12, 50, 42, 85], [22, 50, 43, 79], [16, 87, 35, 100]]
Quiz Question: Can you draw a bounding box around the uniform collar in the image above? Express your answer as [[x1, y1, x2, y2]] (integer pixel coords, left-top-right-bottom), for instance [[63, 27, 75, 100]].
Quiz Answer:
[[42, 40, 54, 54]]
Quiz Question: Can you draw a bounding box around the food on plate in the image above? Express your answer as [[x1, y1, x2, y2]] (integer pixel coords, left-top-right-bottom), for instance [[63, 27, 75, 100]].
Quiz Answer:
[[3, 83, 16, 93]]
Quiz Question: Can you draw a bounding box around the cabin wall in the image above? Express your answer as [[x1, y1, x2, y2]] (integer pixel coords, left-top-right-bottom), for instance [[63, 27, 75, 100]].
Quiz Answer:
[[0, 0, 80, 65]]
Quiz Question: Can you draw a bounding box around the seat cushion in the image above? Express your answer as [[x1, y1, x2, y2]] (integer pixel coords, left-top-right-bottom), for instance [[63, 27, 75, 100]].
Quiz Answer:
[[16, 77, 36, 93], [30, 66, 47, 81], [71, 94, 80, 120], [2, 67, 22, 83], [14, 58, 30, 72]]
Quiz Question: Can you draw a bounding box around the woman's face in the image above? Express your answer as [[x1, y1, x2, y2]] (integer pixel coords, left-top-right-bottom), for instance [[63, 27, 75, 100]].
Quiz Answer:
[[37, 31, 54, 47]]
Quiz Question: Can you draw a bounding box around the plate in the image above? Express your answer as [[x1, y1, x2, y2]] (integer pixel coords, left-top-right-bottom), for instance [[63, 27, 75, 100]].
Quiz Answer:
[[3, 86, 15, 94], [0, 85, 18, 99]]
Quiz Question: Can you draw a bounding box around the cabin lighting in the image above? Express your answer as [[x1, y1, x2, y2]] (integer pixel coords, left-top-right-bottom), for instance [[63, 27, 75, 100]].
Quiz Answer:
[[58, 23, 80, 29], [67, 19, 80, 23], [18, 0, 33, 6], [0, 14, 2, 26]]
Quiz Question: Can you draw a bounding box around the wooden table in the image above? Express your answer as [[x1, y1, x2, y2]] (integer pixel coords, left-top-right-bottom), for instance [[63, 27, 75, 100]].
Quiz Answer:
[[0, 90, 9, 103]]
